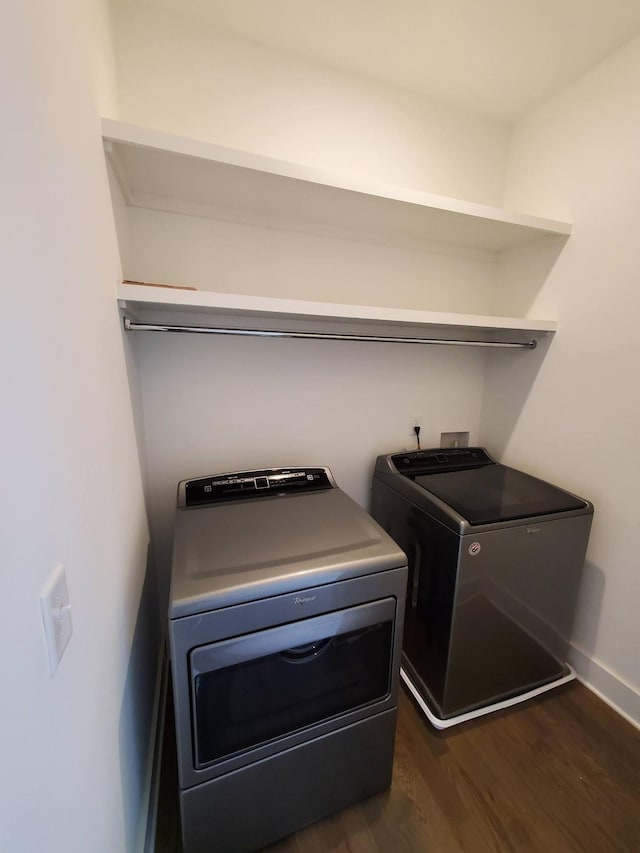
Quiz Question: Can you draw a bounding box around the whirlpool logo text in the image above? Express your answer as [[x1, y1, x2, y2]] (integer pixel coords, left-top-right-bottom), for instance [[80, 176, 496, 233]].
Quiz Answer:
[[293, 594, 317, 605]]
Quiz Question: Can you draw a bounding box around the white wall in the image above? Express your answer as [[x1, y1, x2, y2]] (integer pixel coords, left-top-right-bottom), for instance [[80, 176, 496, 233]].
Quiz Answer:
[[107, 3, 640, 730], [482, 36, 640, 724], [0, 2, 155, 851], [106, 2, 511, 607], [111, 0, 510, 206], [135, 332, 485, 606], [6, 8, 636, 853], [124, 207, 498, 312]]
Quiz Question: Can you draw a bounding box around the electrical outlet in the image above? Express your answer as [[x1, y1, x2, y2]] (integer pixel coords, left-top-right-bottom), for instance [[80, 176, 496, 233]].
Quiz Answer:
[[40, 563, 72, 675], [409, 415, 423, 450]]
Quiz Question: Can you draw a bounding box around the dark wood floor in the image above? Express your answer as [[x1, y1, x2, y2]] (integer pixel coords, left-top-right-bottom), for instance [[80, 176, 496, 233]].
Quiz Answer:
[[157, 683, 640, 852]]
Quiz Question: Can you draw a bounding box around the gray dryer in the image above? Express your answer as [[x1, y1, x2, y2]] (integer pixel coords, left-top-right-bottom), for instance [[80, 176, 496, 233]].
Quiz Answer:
[[168, 466, 407, 853]]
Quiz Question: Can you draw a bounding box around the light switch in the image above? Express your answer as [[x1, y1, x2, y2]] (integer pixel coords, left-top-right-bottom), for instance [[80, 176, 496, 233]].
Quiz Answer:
[[40, 563, 72, 675]]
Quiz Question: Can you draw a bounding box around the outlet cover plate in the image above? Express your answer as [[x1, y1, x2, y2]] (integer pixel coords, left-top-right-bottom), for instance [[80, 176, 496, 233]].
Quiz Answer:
[[440, 431, 470, 449]]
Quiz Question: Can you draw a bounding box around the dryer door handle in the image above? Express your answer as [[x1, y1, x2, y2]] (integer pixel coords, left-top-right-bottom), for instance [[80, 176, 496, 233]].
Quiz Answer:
[[280, 637, 332, 663], [189, 597, 396, 678]]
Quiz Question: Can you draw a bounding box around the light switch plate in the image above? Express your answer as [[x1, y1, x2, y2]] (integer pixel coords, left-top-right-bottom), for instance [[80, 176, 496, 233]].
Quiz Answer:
[[40, 563, 72, 675]]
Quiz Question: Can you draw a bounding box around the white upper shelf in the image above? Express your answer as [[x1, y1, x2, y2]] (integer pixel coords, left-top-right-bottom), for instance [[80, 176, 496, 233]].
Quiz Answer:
[[102, 118, 571, 255]]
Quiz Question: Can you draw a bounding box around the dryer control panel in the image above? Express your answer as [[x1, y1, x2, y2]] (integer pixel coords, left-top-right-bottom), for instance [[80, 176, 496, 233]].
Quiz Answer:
[[180, 467, 334, 507]]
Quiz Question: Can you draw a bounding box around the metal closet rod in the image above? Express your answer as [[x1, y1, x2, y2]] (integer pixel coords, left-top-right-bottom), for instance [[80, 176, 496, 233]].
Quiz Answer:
[[123, 318, 537, 349]]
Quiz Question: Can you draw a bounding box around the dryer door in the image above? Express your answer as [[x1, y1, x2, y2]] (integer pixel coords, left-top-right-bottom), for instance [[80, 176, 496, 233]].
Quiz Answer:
[[189, 598, 395, 768]]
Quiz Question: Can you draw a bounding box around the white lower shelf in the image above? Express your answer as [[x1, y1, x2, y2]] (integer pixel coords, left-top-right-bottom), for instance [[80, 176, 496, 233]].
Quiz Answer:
[[117, 283, 557, 348]]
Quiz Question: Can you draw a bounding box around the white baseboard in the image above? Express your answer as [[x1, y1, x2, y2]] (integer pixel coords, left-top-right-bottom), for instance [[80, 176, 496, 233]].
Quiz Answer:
[[568, 643, 640, 731], [142, 642, 170, 853]]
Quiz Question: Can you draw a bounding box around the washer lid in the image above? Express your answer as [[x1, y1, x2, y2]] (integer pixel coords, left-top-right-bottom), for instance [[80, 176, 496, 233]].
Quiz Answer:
[[170, 480, 405, 618], [415, 463, 588, 525]]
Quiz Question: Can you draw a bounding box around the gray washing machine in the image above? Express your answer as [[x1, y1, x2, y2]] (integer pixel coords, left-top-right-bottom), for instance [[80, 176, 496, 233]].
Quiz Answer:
[[168, 466, 407, 853], [371, 448, 593, 728]]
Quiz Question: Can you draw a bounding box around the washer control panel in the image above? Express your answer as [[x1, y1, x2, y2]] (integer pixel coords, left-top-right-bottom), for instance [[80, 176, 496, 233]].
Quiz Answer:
[[391, 447, 494, 476]]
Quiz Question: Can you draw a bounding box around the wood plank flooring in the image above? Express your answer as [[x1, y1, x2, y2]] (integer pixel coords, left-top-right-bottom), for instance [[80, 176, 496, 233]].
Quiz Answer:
[[157, 683, 640, 852]]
